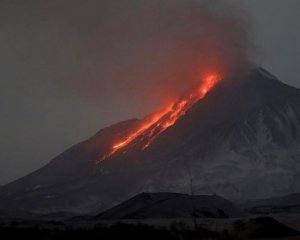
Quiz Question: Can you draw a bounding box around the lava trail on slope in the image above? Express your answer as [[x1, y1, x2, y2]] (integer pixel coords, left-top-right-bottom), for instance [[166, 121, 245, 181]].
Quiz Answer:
[[98, 74, 221, 162]]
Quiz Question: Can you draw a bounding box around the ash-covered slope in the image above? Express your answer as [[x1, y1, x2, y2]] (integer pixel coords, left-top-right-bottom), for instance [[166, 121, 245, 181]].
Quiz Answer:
[[137, 67, 300, 200], [0, 119, 141, 215], [97, 192, 245, 219], [0, 66, 300, 216]]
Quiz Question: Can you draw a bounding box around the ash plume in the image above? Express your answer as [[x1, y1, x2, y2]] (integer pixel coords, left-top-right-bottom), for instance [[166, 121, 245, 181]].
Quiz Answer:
[[67, 0, 252, 113]]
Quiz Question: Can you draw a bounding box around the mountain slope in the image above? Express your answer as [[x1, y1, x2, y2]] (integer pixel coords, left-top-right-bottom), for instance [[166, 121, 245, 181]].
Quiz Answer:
[[0, 66, 300, 215], [136, 67, 300, 200]]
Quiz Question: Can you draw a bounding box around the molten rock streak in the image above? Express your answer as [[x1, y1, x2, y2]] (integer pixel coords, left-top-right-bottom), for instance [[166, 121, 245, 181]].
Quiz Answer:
[[99, 74, 220, 162]]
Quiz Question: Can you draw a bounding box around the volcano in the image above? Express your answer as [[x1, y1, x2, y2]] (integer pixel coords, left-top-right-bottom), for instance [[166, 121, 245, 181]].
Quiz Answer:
[[0, 66, 300, 216]]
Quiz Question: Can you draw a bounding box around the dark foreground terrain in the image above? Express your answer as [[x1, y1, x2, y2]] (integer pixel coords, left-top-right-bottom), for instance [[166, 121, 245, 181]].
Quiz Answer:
[[1, 216, 300, 240], [0, 222, 218, 240], [1, 192, 300, 239]]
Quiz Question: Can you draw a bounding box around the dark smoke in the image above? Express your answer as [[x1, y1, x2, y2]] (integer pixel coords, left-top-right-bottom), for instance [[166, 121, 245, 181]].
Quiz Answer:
[[0, 0, 251, 184], [65, 0, 251, 113]]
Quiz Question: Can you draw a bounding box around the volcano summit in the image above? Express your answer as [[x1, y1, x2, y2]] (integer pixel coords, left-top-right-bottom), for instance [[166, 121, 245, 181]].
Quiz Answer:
[[0, 66, 300, 216]]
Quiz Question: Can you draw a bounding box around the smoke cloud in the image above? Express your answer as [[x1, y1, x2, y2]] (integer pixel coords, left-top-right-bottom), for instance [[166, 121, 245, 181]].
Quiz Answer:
[[0, 0, 251, 184], [65, 0, 251, 111]]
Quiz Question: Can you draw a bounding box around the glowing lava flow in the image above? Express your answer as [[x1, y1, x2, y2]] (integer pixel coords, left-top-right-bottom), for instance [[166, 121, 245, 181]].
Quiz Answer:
[[99, 74, 220, 162]]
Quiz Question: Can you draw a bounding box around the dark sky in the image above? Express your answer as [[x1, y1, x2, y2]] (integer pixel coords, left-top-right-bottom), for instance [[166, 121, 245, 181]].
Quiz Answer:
[[1, 0, 299, 185]]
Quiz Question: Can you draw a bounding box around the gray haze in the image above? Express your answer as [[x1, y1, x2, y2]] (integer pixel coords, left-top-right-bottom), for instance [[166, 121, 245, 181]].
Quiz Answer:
[[0, 0, 299, 185]]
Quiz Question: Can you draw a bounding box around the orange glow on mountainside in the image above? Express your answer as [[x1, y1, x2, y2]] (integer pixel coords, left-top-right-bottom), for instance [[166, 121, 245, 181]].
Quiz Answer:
[[98, 74, 221, 162]]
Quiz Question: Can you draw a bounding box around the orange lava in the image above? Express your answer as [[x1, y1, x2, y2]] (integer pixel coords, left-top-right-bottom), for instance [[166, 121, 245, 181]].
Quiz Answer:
[[99, 74, 220, 162]]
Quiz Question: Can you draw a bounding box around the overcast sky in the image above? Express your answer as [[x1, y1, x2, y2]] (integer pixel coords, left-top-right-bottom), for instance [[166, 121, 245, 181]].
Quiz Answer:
[[0, 0, 299, 185]]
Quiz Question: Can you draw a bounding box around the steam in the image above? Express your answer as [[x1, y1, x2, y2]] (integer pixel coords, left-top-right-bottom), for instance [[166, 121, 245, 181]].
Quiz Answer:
[[68, 0, 251, 114]]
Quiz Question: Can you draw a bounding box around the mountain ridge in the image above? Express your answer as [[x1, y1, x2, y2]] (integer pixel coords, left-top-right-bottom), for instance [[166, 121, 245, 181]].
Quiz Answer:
[[0, 66, 299, 215]]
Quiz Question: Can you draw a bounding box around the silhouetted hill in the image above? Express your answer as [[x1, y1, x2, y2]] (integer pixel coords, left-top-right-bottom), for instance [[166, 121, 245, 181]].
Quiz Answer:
[[97, 192, 245, 219]]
